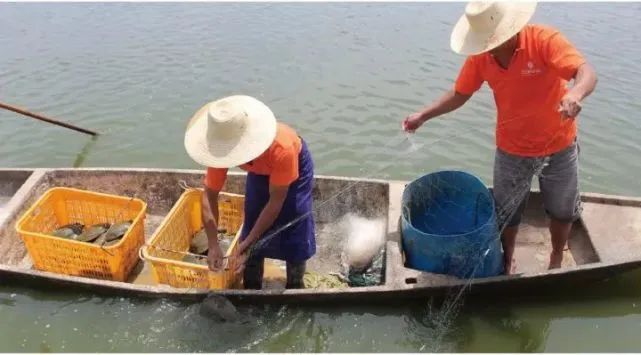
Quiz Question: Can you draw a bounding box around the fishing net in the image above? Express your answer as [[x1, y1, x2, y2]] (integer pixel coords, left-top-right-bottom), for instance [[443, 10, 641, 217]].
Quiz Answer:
[[400, 115, 582, 352], [401, 170, 504, 279], [101, 104, 579, 354], [338, 246, 386, 287]]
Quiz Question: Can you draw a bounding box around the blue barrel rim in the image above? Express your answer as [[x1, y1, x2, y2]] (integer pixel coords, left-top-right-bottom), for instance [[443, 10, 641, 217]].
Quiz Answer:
[[400, 169, 497, 239]]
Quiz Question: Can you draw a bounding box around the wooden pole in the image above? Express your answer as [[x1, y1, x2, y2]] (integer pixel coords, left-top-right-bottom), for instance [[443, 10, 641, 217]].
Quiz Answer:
[[0, 101, 99, 136]]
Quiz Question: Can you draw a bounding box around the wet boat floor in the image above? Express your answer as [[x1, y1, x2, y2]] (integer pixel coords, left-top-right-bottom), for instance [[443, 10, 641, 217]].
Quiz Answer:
[[505, 198, 641, 274]]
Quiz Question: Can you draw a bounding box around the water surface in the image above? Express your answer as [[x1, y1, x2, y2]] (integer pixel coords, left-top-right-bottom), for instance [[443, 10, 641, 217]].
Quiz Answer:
[[1, 2, 641, 352]]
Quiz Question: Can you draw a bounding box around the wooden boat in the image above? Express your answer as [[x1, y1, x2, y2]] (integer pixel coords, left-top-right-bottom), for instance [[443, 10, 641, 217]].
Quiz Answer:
[[0, 167, 640, 305]]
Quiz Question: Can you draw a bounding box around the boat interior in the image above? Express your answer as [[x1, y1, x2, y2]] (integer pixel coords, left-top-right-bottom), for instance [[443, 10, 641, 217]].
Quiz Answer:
[[0, 167, 640, 295]]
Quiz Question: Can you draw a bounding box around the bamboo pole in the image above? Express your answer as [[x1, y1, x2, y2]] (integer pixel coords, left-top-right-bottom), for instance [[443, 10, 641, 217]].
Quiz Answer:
[[0, 101, 99, 136]]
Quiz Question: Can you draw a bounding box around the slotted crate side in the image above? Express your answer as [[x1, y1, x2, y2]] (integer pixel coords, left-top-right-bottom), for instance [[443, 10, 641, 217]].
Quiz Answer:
[[209, 241, 240, 289], [113, 215, 146, 281], [153, 263, 211, 289], [15, 187, 147, 282], [217, 191, 244, 234], [148, 233, 240, 290], [149, 198, 193, 262], [21, 191, 59, 235], [144, 189, 244, 289], [145, 189, 244, 259]]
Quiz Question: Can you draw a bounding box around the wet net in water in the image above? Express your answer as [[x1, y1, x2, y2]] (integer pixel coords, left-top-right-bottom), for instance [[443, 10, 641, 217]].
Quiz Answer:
[[403, 115, 581, 352], [61, 107, 581, 352]]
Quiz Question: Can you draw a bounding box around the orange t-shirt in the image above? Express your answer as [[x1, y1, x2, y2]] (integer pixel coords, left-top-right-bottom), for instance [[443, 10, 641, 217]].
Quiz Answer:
[[454, 24, 587, 157], [204, 123, 302, 191]]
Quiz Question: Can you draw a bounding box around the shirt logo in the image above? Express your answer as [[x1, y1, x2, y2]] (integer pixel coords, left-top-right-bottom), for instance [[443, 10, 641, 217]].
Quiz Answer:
[[521, 61, 542, 76]]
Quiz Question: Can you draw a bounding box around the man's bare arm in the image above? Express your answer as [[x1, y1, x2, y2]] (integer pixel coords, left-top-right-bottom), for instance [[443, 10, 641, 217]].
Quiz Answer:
[[202, 186, 220, 248], [417, 89, 473, 123], [568, 63, 598, 102]]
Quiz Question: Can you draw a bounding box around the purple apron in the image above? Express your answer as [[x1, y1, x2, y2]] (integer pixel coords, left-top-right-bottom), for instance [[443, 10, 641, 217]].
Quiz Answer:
[[240, 139, 316, 262]]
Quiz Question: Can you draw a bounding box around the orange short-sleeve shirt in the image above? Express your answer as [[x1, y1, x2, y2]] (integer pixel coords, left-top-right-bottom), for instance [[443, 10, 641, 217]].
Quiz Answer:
[[455, 24, 587, 157], [204, 123, 302, 191]]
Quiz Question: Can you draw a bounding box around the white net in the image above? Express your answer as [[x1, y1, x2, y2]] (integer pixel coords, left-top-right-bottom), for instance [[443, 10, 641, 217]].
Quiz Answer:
[[396, 113, 582, 351], [42, 104, 581, 349]]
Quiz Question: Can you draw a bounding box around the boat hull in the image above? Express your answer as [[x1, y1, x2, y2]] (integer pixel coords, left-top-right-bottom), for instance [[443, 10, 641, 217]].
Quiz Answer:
[[1, 167, 640, 305]]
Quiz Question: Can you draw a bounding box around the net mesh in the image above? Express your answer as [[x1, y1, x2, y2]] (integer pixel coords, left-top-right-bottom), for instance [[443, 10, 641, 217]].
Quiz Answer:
[[40, 103, 582, 351], [399, 113, 581, 351], [401, 170, 503, 279]]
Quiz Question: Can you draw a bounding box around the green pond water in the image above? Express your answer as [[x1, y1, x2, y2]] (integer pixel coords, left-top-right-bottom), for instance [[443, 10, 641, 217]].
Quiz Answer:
[[1, 2, 641, 352]]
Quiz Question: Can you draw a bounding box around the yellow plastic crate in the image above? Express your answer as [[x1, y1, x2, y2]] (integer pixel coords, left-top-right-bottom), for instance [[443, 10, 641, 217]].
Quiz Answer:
[[14, 187, 147, 282], [141, 189, 244, 290]]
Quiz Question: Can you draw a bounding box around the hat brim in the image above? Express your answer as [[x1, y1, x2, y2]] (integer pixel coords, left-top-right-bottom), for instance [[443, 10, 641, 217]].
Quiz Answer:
[[450, 2, 537, 56], [184, 96, 278, 169]]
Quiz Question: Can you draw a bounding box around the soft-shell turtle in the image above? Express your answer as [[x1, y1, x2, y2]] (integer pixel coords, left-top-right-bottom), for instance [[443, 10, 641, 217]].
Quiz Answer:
[[76, 223, 110, 243], [102, 239, 121, 247], [103, 220, 132, 242], [218, 235, 233, 255], [182, 253, 208, 266], [51, 223, 85, 239], [190, 228, 209, 255], [199, 293, 239, 322], [93, 233, 107, 246]]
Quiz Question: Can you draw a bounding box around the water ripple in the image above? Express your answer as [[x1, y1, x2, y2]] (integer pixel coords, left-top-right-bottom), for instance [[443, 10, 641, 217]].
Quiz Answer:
[[0, 2, 638, 197]]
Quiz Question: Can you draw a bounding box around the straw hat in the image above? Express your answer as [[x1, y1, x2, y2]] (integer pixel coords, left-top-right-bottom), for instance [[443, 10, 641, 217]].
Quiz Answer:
[[450, 1, 537, 56], [184, 95, 277, 168]]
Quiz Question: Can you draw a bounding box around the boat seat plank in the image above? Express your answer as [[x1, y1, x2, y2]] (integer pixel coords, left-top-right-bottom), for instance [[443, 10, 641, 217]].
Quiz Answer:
[[581, 201, 641, 262]]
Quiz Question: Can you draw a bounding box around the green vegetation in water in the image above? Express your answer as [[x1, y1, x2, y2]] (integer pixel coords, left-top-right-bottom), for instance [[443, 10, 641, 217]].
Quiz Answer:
[[72, 135, 99, 168]]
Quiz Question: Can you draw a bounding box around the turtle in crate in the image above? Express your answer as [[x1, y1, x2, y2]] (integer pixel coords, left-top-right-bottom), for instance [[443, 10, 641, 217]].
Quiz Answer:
[[181, 226, 236, 266], [50, 220, 133, 247]]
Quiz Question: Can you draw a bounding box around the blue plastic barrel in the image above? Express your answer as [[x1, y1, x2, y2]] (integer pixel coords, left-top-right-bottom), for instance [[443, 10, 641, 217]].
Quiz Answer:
[[400, 170, 504, 278]]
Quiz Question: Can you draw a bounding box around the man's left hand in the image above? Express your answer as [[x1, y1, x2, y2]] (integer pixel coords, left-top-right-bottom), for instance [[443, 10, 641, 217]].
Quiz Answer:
[[559, 92, 583, 119], [229, 243, 248, 275], [232, 251, 247, 275]]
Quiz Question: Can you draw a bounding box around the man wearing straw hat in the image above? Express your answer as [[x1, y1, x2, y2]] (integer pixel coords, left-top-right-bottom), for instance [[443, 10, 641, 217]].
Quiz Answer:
[[184, 95, 316, 289], [402, 1, 598, 274]]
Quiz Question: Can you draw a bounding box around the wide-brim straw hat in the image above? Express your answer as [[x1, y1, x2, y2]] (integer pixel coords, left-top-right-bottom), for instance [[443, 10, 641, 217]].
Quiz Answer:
[[184, 95, 277, 168], [450, 1, 537, 56]]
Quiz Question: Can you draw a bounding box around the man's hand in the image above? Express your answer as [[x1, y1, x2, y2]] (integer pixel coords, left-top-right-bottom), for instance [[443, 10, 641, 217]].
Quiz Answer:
[[559, 91, 583, 119], [402, 112, 426, 133], [207, 244, 224, 271], [402, 90, 472, 133], [228, 247, 247, 275]]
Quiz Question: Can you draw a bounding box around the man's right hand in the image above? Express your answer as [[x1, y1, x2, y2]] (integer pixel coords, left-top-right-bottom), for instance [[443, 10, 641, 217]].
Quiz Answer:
[[402, 112, 426, 133], [401, 90, 471, 133]]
